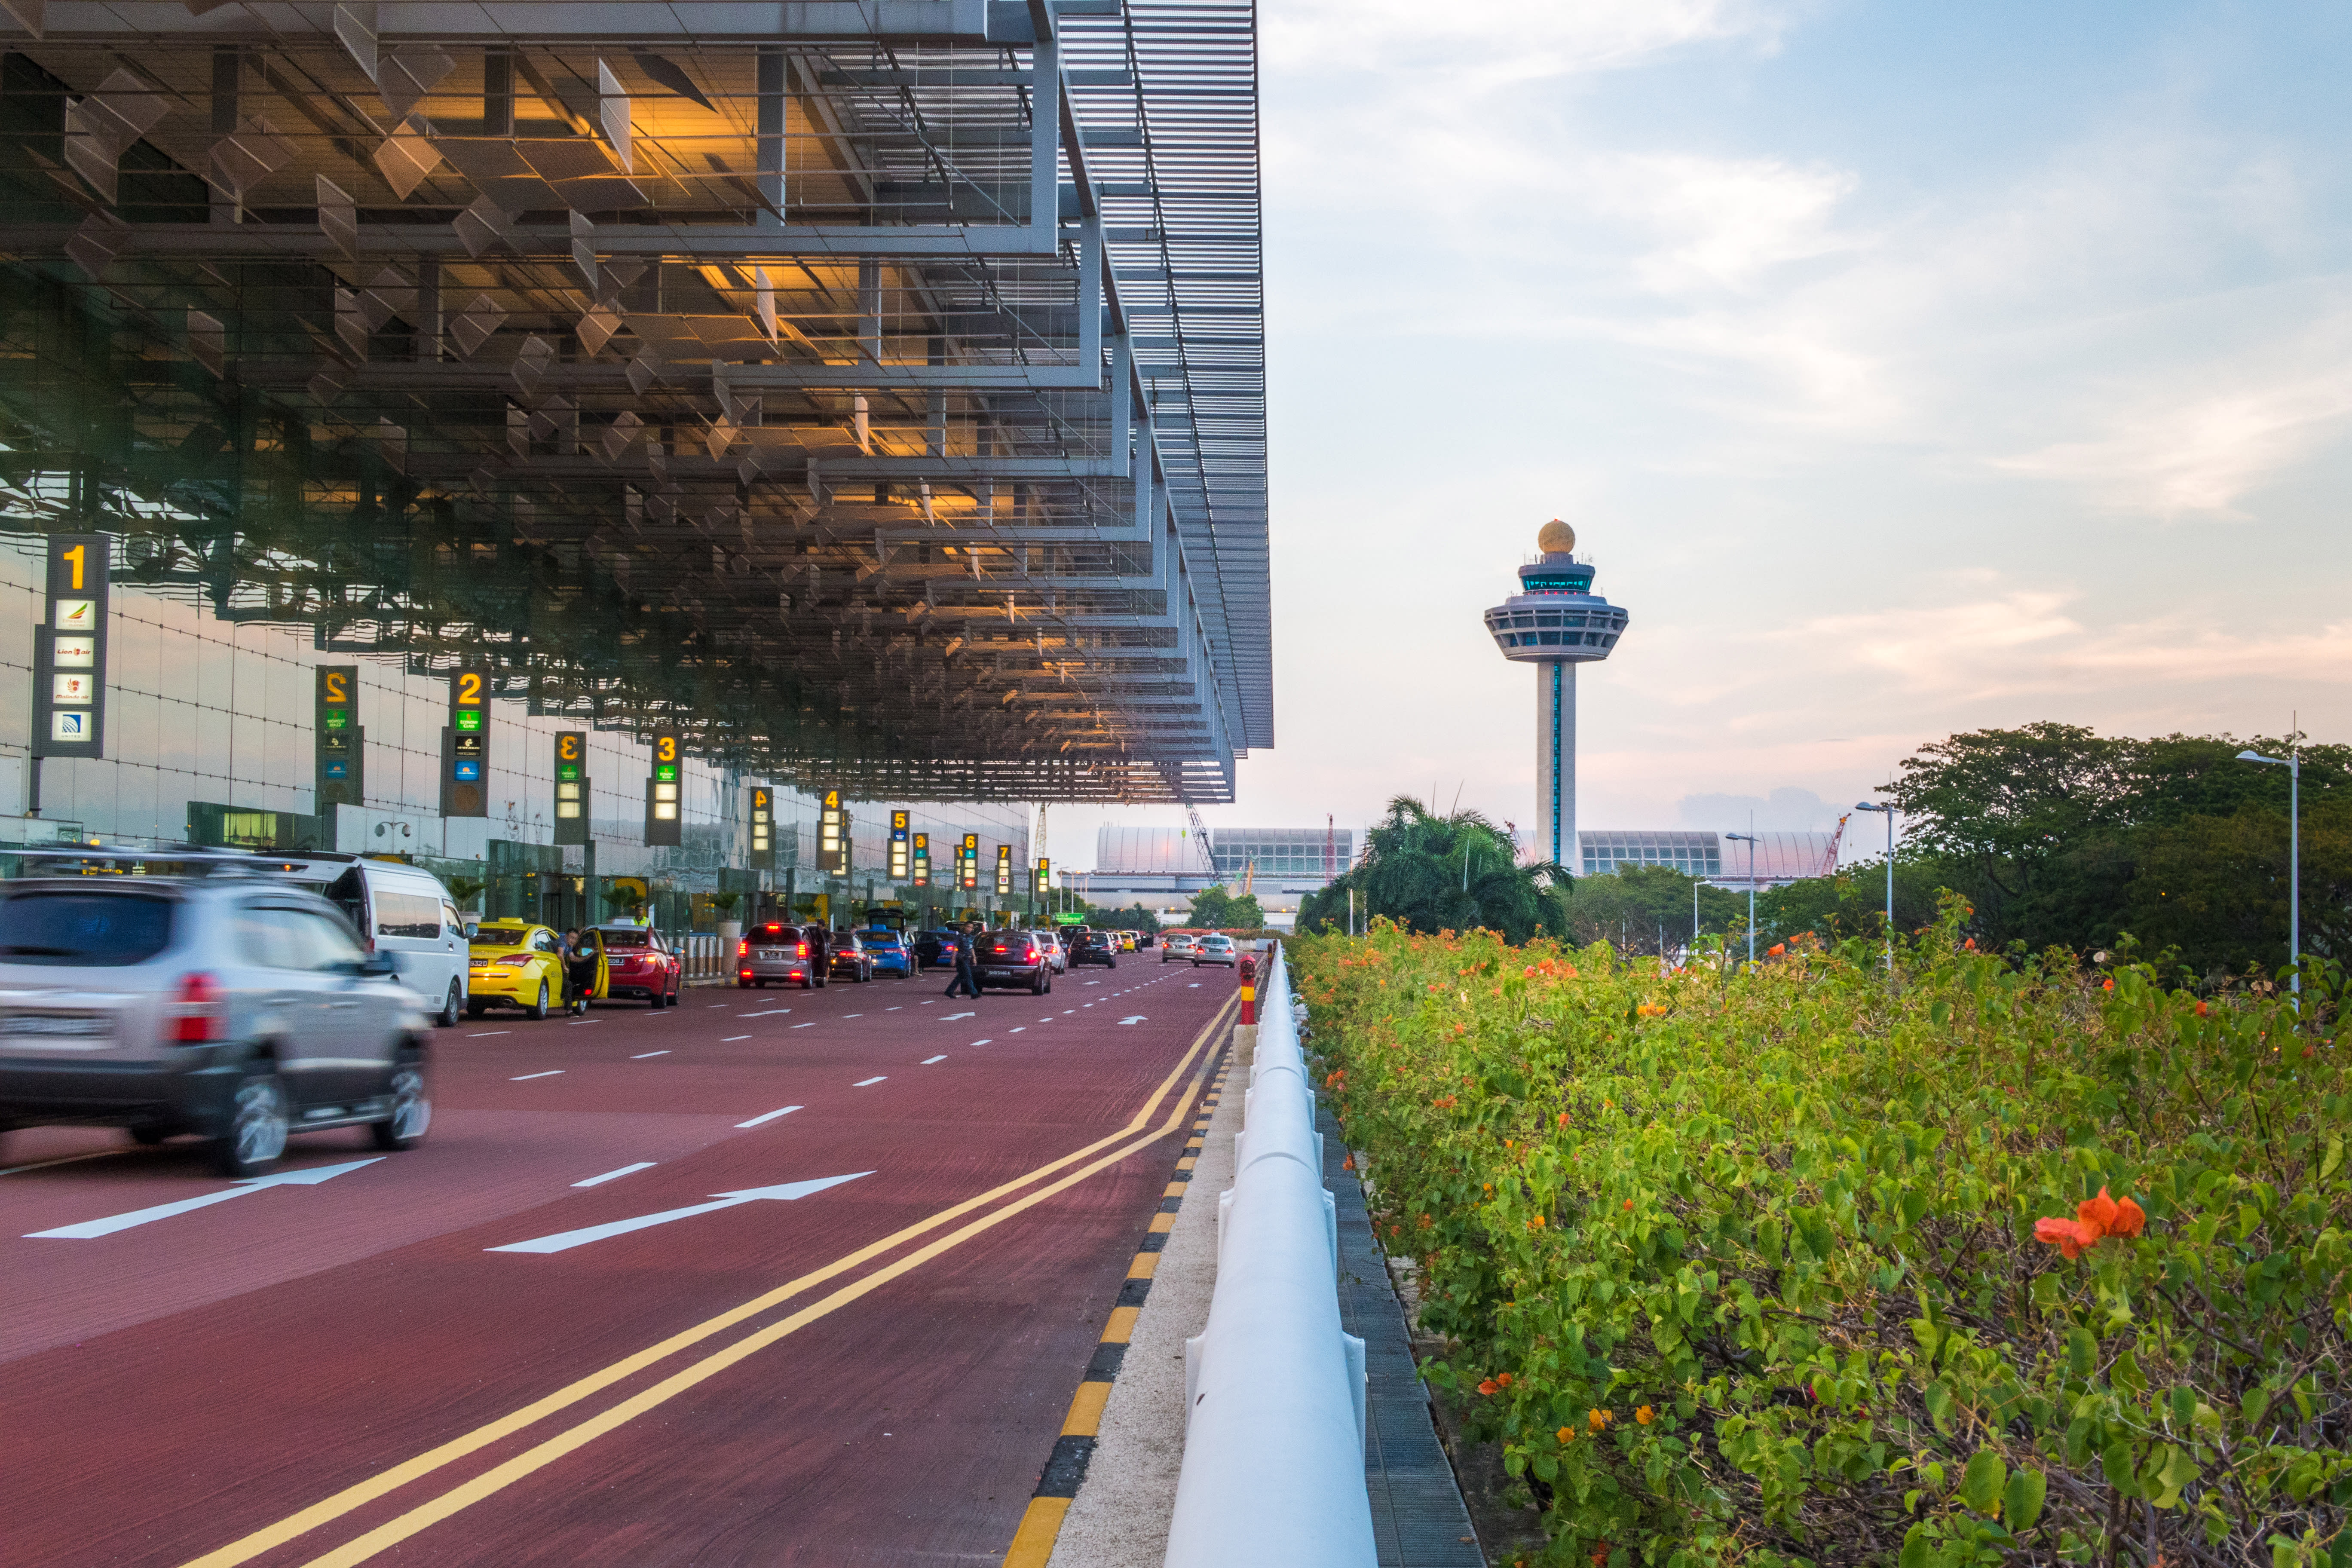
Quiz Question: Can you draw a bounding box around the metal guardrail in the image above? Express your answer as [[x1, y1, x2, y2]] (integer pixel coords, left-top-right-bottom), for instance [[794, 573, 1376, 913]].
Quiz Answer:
[[1165, 943, 1378, 1565], [676, 932, 726, 981]]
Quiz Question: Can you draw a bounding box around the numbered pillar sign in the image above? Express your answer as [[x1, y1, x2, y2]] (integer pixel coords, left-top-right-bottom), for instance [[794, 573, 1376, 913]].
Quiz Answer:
[[1035, 857, 1050, 897], [444, 669, 491, 818], [32, 532, 110, 759], [314, 666, 364, 810], [553, 731, 590, 846], [750, 786, 776, 870], [888, 810, 910, 881], [912, 832, 930, 887], [995, 843, 1012, 896], [817, 789, 847, 873], [959, 832, 979, 891], [644, 732, 682, 847]]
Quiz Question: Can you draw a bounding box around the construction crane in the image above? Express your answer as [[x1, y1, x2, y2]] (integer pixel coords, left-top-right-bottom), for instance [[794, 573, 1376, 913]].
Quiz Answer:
[[1182, 802, 1219, 881], [1819, 813, 1852, 877]]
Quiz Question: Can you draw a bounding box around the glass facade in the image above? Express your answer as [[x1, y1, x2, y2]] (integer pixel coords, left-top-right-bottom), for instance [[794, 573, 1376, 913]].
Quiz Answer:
[[1579, 830, 1722, 878], [1210, 827, 1354, 882]]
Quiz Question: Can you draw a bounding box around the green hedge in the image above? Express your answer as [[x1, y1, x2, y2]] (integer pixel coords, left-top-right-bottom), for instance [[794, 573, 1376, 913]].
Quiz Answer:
[[1295, 913, 2351, 1568]]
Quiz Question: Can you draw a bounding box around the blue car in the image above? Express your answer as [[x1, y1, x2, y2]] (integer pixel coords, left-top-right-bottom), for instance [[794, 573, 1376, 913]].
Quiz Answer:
[[860, 929, 914, 977]]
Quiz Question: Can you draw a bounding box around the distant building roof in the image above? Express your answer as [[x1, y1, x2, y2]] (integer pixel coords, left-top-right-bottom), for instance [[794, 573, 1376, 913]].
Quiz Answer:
[[1093, 824, 1354, 882], [1712, 831, 1841, 885], [1577, 829, 1842, 886], [1095, 826, 1210, 876]]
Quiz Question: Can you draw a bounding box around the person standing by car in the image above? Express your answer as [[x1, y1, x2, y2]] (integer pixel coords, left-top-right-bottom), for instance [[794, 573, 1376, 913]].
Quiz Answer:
[[562, 928, 599, 1015], [944, 923, 982, 1000]]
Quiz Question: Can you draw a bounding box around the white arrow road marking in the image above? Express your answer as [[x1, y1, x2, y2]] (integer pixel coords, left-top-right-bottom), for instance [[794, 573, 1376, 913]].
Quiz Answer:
[[737, 1009, 793, 1018], [853, 1076, 887, 1087], [735, 1105, 802, 1128], [487, 1171, 873, 1254], [631, 1050, 670, 1059], [921, 1055, 947, 1065], [941, 1011, 975, 1021], [511, 1070, 564, 1081], [28, 1158, 383, 1240], [573, 1162, 655, 1188], [1119, 1015, 1146, 1024]]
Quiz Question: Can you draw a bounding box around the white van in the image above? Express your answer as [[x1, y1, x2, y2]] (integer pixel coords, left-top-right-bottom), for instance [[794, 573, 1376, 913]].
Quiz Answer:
[[273, 854, 469, 1027]]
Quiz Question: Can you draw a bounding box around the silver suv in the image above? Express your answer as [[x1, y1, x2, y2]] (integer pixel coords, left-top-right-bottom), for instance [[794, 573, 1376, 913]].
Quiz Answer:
[[0, 860, 435, 1177]]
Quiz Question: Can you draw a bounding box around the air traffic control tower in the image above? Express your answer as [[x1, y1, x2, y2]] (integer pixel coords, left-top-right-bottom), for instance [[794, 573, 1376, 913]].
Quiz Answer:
[[1482, 521, 1630, 867]]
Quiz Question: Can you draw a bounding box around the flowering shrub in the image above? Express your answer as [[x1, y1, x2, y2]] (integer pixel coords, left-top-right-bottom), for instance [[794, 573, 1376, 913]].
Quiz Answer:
[[1296, 911, 2352, 1568]]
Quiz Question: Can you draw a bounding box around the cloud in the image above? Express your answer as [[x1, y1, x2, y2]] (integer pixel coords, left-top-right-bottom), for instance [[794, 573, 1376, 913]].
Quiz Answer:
[[1677, 785, 1838, 830], [1261, 0, 1788, 77]]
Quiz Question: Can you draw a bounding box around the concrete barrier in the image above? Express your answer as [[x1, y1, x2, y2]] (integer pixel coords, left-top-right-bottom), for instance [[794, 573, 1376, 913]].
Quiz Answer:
[[1165, 945, 1377, 1567]]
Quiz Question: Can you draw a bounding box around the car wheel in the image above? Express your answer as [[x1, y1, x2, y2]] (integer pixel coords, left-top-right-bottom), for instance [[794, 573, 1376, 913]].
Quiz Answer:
[[129, 1125, 168, 1146], [527, 980, 550, 1022], [1030, 968, 1047, 995], [213, 1066, 290, 1178], [371, 1051, 431, 1151], [437, 982, 462, 1029]]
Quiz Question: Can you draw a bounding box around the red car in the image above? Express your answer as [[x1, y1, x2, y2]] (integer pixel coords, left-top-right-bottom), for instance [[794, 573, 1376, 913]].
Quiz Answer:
[[589, 925, 683, 1008]]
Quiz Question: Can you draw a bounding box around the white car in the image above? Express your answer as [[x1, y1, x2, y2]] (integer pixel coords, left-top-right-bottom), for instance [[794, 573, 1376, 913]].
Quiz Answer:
[[1034, 931, 1069, 973], [1193, 934, 1238, 968], [1161, 932, 1198, 963]]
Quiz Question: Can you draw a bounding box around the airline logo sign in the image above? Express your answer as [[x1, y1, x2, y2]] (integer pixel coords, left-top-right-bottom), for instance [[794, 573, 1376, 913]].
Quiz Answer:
[[750, 786, 776, 870], [443, 670, 490, 818], [888, 811, 910, 881], [912, 832, 930, 887], [553, 732, 589, 845], [645, 733, 683, 847], [32, 533, 109, 759], [315, 667, 364, 809]]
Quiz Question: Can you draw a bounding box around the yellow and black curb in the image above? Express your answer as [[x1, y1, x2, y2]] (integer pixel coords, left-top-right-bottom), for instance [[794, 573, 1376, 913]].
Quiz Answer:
[[1000, 1049, 1232, 1568]]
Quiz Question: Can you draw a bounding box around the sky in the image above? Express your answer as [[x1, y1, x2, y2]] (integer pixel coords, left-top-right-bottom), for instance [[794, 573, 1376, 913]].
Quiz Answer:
[[1052, 0, 2352, 873]]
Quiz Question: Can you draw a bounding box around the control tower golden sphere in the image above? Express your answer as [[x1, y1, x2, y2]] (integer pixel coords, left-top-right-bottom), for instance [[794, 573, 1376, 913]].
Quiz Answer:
[[1536, 518, 1575, 555]]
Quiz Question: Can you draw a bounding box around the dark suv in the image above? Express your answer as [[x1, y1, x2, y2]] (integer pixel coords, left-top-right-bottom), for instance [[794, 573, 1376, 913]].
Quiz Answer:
[[974, 928, 1053, 993], [0, 866, 435, 1176], [1071, 929, 1120, 969]]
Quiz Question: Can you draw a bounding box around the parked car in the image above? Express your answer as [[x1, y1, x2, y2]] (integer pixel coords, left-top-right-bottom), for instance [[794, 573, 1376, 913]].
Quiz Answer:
[[975, 929, 1053, 993], [859, 928, 913, 977], [1161, 932, 1198, 963], [738, 921, 824, 988], [1072, 930, 1120, 969], [910, 928, 959, 971], [277, 853, 469, 1028], [0, 863, 435, 1176], [1192, 933, 1239, 969], [827, 930, 877, 983], [585, 924, 683, 1007], [464, 921, 567, 1019]]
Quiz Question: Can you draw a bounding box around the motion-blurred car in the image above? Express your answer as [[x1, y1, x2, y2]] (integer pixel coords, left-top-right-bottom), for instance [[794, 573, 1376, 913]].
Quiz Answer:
[[827, 930, 877, 983], [976, 929, 1053, 993], [1192, 933, 1239, 969], [0, 862, 434, 1176], [859, 928, 913, 977], [465, 921, 567, 1019], [738, 921, 824, 988], [1161, 932, 1197, 963], [585, 925, 683, 1007]]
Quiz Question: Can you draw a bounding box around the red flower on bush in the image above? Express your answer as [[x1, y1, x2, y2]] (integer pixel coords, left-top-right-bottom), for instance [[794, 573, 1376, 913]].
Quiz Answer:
[[1476, 1378, 1499, 1396], [2033, 1186, 2147, 1259], [1767, 943, 1785, 958]]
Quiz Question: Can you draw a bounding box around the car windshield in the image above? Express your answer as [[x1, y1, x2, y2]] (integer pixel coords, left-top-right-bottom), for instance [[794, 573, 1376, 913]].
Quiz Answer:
[[469, 928, 529, 948], [0, 891, 177, 966], [597, 931, 650, 949]]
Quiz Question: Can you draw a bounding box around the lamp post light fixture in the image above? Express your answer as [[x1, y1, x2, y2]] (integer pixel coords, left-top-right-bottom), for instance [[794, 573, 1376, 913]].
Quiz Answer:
[[2236, 746, 2300, 999], [1854, 801, 1899, 969], [1724, 833, 1758, 965]]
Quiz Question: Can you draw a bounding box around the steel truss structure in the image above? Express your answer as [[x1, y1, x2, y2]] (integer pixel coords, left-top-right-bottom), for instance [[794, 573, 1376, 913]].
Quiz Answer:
[[0, 0, 1268, 803]]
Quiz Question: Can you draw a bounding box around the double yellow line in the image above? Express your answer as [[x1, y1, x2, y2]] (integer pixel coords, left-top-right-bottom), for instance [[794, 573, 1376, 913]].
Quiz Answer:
[[181, 994, 1237, 1568]]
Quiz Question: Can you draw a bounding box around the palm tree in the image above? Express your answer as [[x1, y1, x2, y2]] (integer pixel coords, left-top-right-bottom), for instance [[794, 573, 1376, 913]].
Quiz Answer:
[[1299, 796, 1570, 943]]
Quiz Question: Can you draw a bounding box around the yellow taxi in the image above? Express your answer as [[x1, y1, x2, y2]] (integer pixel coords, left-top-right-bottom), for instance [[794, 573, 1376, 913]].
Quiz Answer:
[[465, 921, 567, 1020]]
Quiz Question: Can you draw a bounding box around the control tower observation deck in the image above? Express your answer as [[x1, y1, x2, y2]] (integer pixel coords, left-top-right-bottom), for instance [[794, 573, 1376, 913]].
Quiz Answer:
[[1481, 521, 1630, 868]]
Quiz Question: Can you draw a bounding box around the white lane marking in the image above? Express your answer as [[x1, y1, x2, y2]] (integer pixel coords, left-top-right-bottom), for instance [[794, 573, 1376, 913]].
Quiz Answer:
[[1085, 980, 1101, 986], [886, 1006, 903, 1011], [573, 1162, 655, 1188], [467, 1030, 511, 1038], [707, 1003, 730, 1008], [921, 1000, 937, 1005], [1189, 983, 1201, 988], [511, 1070, 565, 1081], [487, 1172, 873, 1254], [968, 1038, 992, 1047], [1063, 1009, 1075, 1015], [853, 1076, 887, 1087], [921, 1055, 947, 1065], [736, 1105, 804, 1128], [1119, 1015, 1146, 1024], [631, 1050, 670, 1059], [27, 1158, 383, 1240], [567, 1019, 603, 1026], [1010, 1027, 1026, 1033], [722, 1035, 751, 1042], [738, 1009, 793, 1018], [0, 1150, 126, 1178], [941, 1011, 975, 1020], [791, 1022, 817, 1029]]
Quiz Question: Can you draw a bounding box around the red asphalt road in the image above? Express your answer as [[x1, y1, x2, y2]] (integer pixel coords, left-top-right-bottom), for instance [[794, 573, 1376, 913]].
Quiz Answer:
[[0, 960, 1237, 1568]]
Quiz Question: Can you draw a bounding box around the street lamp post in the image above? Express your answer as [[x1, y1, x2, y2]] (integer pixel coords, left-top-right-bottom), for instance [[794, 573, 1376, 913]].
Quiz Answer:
[[2237, 746, 2300, 999], [1725, 833, 1758, 964], [1854, 801, 1898, 969]]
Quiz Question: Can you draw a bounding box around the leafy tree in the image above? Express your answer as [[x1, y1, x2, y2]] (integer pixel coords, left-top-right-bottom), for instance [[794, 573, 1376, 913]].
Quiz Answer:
[[1186, 885, 1264, 930], [1560, 864, 1745, 958], [1081, 901, 1163, 934], [1298, 796, 1568, 943]]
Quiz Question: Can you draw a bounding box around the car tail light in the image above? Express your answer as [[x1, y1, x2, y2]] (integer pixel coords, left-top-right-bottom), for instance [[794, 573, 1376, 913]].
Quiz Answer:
[[493, 955, 535, 967], [737, 938, 750, 958], [795, 943, 808, 957], [739, 968, 753, 979], [168, 971, 226, 1045]]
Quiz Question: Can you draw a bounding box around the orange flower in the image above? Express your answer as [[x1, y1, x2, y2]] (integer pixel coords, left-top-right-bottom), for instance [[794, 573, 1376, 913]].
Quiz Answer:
[[2078, 1188, 2119, 1234], [1556, 1112, 1569, 1128], [1767, 943, 1785, 958], [1496, 1372, 1514, 1388], [1635, 1405, 1654, 1425], [1527, 1215, 1545, 1231], [1622, 1198, 1634, 1211], [1557, 1425, 1576, 1444], [1477, 1378, 1499, 1396], [2034, 1217, 2098, 1259], [1588, 1408, 1613, 1430], [2195, 1001, 2210, 1017], [2033, 1186, 2145, 1257], [2110, 1194, 2146, 1238], [2103, 977, 2115, 991], [1341, 1154, 1356, 1171], [1963, 937, 1975, 950]]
